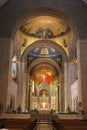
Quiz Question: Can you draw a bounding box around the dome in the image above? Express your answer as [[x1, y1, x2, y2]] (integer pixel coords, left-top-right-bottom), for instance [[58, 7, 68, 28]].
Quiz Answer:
[[27, 46, 62, 67]]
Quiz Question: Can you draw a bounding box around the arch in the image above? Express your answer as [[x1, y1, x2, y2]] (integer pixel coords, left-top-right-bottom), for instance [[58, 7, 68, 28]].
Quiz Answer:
[[11, 8, 79, 61], [28, 58, 61, 76], [12, 8, 78, 38], [21, 40, 68, 63], [38, 82, 51, 97], [10, 7, 79, 112]]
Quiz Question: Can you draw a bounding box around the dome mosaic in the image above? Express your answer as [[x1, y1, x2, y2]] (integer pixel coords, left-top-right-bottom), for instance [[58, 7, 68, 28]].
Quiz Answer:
[[19, 16, 71, 39], [27, 46, 62, 67]]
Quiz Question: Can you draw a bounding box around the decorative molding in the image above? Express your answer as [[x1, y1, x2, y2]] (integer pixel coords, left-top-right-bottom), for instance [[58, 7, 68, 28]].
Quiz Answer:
[[11, 8, 78, 64], [28, 57, 61, 76], [11, 8, 76, 39], [19, 26, 71, 39]]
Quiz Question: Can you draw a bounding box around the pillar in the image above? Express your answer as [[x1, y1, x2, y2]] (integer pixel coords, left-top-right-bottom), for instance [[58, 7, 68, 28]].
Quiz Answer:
[[21, 61, 27, 112], [28, 77, 33, 111], [64, 62, 71, 112], [77, 40, 87, 113], [0, 38, 11, 113], [55, 78, 58, 112], [59, 73, 64, 112]]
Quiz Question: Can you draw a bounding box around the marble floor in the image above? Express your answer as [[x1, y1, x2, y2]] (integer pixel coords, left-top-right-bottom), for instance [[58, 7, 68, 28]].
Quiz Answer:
[[32, 111, 56, 130], [34, 123, 56, 130]]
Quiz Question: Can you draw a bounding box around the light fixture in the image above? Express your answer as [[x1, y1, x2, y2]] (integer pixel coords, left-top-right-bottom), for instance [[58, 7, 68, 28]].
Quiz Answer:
[[70, 49, 77, 64], [71, 55, 77, 64]]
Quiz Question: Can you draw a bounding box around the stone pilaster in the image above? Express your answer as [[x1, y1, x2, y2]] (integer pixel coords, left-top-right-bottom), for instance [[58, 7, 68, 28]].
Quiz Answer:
[[21, 61, 27, 112], [0, 38, 11, 113], [64, 62, 70, 112], [77, 39, 87, 112]]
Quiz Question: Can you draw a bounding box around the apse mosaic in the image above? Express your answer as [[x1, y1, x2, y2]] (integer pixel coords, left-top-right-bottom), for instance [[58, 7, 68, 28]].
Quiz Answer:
[[18, 15, 72, 58], [20, 26, 70, 39], [31, 65, 57, 110], [33, 65, 55, 84], [19, 16, 71, 39]]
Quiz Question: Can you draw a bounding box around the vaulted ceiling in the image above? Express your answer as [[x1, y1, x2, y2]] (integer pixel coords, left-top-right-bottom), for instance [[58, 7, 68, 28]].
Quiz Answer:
[[18, 14, 72, 57], [0, 0, 87, 75], [0, 0, 87, 38]]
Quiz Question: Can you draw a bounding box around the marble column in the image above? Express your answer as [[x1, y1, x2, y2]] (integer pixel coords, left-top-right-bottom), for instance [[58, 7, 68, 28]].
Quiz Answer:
[[28, 77, 33, 111], [58, 84, 61, 112], [21, 61, 27, 112], [28, 79, 31, 111], [59, 73, 64, 112], [55, 84, 58, 112], [64, 62, 70, 112]]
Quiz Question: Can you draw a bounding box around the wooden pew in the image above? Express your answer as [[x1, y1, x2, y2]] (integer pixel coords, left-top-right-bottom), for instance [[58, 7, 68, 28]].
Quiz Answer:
[[68, 128, 87, 130], [0, 118, 37, 130], [63, 125, 87, 130], [52, 119, 87, 130]]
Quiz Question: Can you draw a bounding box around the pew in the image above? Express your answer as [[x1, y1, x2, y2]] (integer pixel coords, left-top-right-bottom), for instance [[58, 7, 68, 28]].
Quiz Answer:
[[52, 119, 87, 130], [69, 129, 87, 130], [0, 118, 37, 130]]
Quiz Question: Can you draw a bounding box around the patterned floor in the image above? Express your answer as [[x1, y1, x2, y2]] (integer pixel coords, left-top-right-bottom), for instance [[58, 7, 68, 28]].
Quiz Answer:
[[34, 123, 55, 130], [32, 112, 56, 130]]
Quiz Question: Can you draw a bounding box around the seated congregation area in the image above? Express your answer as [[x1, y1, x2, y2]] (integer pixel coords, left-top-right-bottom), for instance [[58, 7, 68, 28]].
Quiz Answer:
[[52, 119, 87, 130], [0, 0, 87, 130], [0, 110, 87, 130], [0, 118, 37, 130]]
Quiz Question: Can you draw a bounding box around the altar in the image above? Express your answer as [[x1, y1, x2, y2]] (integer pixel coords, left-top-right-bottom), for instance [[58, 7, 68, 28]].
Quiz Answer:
[[30, 79, 58, 112]]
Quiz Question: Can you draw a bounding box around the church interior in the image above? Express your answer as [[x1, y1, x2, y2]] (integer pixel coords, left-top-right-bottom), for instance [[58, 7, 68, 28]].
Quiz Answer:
[[0, 0, 87, 130]]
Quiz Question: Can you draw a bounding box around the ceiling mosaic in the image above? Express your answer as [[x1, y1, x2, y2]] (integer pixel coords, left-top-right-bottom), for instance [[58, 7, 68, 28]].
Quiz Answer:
[[14, 10, 77, 74], [17, 15, 71, 57], [27, 46, 62, 68], [19, 16, 71, 39]]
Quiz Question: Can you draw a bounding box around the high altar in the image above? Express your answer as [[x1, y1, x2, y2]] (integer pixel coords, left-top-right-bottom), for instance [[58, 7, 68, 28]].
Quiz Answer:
[[28, 66, 60, 112]]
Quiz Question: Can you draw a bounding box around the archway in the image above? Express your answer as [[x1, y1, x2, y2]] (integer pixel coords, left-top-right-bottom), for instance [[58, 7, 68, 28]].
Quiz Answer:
[[21, 40, 66, 112], [29, 65, 58, 112], [9, 8, 78, 113]]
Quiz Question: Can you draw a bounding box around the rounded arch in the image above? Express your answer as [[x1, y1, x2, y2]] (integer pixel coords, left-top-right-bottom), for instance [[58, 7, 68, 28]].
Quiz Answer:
[[12, 8, 78, 38], [11, 8, 79, 62], [9, 7, 80, 113], [21, 40, 68, 63], [28, 58, 61, 76], [38, 82, 51, 97], [12, 8, 79, 60]]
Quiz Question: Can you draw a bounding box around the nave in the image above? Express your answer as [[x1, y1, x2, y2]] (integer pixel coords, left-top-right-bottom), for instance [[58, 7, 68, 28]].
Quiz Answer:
[[32, 112, 56, 130], [0, 112, 87, 130], [34, 123, 55, 130]]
